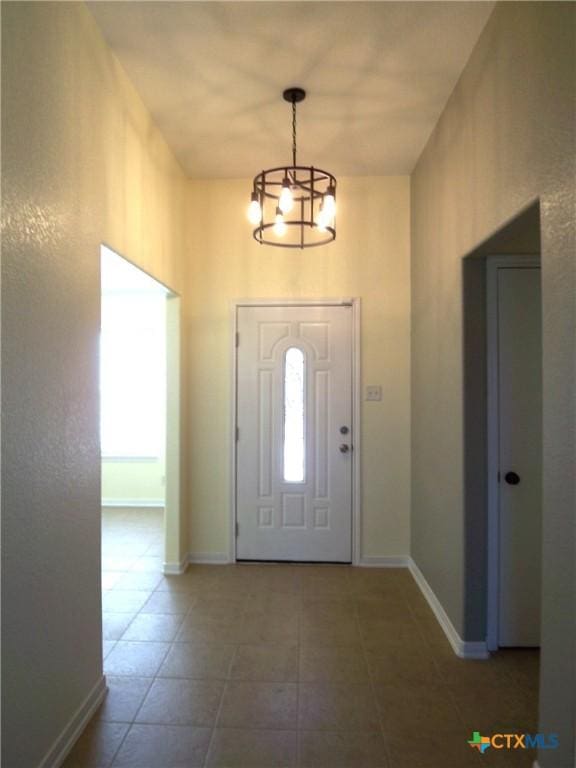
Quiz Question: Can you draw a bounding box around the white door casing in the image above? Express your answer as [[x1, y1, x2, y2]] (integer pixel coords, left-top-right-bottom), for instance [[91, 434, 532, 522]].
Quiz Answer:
[[487, 259, 542, 648], [235, 303, 354, 562]]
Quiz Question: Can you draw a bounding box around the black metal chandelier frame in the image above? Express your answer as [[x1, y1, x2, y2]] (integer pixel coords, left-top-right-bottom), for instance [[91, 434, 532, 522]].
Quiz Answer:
[[250, 88, 337, 249]]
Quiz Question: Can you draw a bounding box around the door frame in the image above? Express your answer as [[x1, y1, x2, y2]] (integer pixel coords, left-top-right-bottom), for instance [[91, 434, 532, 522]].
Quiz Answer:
[[486, 255, 541, 650], [99, 244, 184, 575], [230, 298, 362, 565]]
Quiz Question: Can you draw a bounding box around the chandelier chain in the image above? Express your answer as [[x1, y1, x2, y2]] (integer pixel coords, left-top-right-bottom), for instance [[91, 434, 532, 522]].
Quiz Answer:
[[292, 99, 297, 168]]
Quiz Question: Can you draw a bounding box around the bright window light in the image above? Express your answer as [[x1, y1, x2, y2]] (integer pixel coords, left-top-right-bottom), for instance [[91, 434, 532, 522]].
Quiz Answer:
[[283, 347, 305, 482], [100, 292, 166, 458]]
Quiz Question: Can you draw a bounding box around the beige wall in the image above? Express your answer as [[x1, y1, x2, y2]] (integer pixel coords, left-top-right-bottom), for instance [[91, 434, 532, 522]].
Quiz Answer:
[[186, 176, 411, 561], [1, 3, 188, 765], [101, 460, 165, 506], [411, 3, 575, 765]]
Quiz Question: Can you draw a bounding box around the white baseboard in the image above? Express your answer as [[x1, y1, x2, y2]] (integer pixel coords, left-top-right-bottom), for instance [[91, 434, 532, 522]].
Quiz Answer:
[[408, 558, 489, 659], [357, 556, 411, 568], [102, 500, 164, 508], [188, 552, 230, 565], [163, 554, 189, 575], [38, 675, 107, 768]]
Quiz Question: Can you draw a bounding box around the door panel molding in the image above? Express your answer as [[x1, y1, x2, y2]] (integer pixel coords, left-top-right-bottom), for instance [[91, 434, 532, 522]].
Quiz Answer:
[[230, 298, 361, 564], [486, 256, 541, 651]]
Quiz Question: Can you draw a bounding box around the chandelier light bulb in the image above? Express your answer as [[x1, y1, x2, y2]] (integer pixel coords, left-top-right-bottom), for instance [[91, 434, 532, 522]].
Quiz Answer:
[[248, 192, 261, 225], [323, 185, 336, 217], [273, 207, 287, 237], [317, 204, 331, 232], [279, 177, 294, 214]]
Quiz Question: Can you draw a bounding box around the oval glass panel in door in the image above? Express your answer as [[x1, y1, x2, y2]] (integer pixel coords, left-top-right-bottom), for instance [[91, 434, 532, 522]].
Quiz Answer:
[[283, 347, 305, 482]]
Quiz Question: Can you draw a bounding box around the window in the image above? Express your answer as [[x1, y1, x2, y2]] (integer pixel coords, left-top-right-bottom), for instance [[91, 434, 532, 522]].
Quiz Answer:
[[100, 292, 166, 458], [283, 347, 305, 482]]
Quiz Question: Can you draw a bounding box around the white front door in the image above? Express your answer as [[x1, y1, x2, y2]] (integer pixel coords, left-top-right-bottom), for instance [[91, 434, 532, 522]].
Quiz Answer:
[[235, 304, 353, 562], [497, 266, 542, 647]]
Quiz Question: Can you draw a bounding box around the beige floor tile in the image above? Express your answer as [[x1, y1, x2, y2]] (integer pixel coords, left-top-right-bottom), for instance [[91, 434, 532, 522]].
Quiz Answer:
[[121, 613, 184, 642], [102, 572, 123, 590], [491, 649, 540, 693], [104, 641, 170, 677], [217, 681, 297, 729], [206, 728, 297, 767], [154, 574, 207, 593], [299, 646, 369, 683], [299, 730, 389, 767], [96, 677, 152, 723], [476, 748, 536, 767], [102, 591, 151, 614], [130, 556, 163, 573], [374, 682, 461, 734], [239, 613, 299, 645], [300, 617, 361, 647], [102, 614, 137, 641], [62, 720, 129, 768], [230, 645, 298, 682], [299, 573, 352, 598], [298, 683, 380, 731], [158, 642, 236, 679], [136, 678, 224, 726], [102, 556, 137, 572], [447, 683, 539, 733], [176, 617, 244, 644], [406, 593, 440, 620], [434, 656, 511, 687], [187, 597, 246, 622], [385, 729, 481, 768], [253, 566, 300, 594], [300, 598, 356, 621], [359, 618, 426, 652], [355, 596, 411, 622], [141, 591, 195, 614], [113, 572, 163, 592], [247, 592, 301, 614], [111, 724, 211, 767], [366, 647, 442, 683], [96, 520, 537, 768], [102, 589, 150, 613]]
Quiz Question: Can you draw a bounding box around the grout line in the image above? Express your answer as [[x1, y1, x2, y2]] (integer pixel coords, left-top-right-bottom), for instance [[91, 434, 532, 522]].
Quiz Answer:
[[201, 574, 248, 768], [355, 573, 395, 768]]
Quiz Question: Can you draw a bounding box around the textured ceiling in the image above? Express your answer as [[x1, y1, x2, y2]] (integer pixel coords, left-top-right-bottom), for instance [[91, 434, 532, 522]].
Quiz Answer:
[[87, 1, 495, 179]]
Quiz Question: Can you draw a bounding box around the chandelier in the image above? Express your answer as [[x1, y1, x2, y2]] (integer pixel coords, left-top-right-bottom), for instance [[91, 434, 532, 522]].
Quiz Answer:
[[247, 88, 337, 248]]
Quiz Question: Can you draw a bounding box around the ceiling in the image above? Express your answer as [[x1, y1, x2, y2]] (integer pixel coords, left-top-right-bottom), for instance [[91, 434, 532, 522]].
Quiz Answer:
[[87, 1, 495, 179]]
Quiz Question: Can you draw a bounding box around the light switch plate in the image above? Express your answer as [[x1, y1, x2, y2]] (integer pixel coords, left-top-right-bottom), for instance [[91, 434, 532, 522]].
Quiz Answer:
[[366, 385, 382, 401]]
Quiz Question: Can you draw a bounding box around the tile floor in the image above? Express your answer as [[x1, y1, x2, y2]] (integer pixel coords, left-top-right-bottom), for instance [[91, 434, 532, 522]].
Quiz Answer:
[[64, 509, 540, 767]]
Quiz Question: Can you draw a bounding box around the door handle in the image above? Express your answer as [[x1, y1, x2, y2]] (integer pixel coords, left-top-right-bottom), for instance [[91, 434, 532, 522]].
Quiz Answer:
[[339, 444, 350, 453], [504, 471, 521, 485]]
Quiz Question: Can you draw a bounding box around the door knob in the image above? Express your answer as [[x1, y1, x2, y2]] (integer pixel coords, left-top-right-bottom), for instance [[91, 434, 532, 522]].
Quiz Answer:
[[505, 471, 520, 485], [339, 444, 350, 453], [340, 426, 349, 435]]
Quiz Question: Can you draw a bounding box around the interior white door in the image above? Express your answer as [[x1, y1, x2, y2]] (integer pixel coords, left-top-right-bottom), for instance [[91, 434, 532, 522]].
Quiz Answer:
[[497, 266, 542, 646], [236, 304, 353, 562]]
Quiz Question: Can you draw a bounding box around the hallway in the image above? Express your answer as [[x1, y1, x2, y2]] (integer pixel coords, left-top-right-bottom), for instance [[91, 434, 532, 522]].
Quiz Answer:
[[63, 511, 539, 767]]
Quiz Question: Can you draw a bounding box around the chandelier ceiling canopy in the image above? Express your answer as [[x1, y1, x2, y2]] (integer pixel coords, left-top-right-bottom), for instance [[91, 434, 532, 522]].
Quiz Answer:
[[248, 88, 337, 249]]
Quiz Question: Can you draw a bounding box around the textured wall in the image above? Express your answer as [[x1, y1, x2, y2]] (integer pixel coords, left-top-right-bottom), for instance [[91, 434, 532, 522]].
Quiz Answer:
[[411, 3, 575, 765], [1, 3, 188, 766], [186, 176, 411, 562]]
